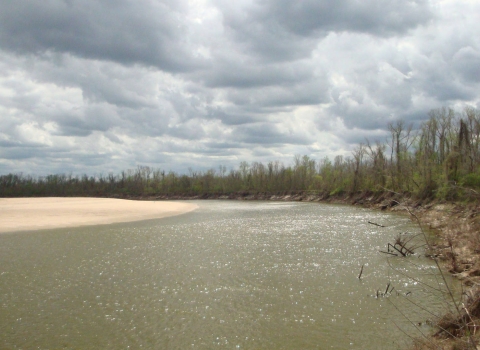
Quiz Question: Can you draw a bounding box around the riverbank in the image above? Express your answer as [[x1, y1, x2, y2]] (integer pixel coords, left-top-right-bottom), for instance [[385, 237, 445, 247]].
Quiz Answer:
[[0, 198, 198, 233]]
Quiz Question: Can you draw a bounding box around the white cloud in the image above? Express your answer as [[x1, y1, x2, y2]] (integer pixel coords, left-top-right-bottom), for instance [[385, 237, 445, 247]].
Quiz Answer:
[[0, 0, 479, 175]]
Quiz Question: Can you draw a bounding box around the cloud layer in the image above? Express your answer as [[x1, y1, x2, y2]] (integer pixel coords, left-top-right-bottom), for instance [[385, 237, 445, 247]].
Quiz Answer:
[[0, 0, 479, 175]]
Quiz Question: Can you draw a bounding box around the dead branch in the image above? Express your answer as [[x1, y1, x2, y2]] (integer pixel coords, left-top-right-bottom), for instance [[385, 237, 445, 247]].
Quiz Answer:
[[358, 264, 364, 279], [368, 221, 385, 227], [380, 250, 398, 256]]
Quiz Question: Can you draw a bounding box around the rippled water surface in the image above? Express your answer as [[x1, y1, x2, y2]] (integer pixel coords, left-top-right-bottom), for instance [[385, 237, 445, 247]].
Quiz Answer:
[[0, 201, 457, 349]]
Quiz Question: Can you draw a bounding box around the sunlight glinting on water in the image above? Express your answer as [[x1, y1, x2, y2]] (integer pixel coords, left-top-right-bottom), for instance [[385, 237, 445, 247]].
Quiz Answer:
[[0, 201, 458, 349]]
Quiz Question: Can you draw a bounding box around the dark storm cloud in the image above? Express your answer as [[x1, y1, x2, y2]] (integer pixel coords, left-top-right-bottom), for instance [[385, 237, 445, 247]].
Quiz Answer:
[[220, 0, 433, 62], [204, 141, 243, 150], [406, 51, 480, 105], [218, 72, 329, 113], [199, 60, 312, 89], [453, 47, 480, 83], [25, 53, 163, 110], [341, 128, 389, 146], [206, 107, 259, 126], [52, 117, 95, 137], [52, 104, 123, 137], [0, 140, 19, 148], [0, 0, 200, 72], [120, 107, 172, 137], [221, 16, 313, 62], [0, 146, 48, 160], [167, 119, 207, 140], [235, 123, 313, 145], [256, 0, 433, 37]]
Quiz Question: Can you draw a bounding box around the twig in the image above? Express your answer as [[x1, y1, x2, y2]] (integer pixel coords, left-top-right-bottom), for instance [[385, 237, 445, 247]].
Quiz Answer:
[[386, 298, 432, 343], [397, 241, 414, 255], [401, 292, 442, 320], [403, 206, 462, 315], [380, 187, 402, 196], [462, 303, 478, 335], [358, 264, 364, 279], [368, 221, 385, 227], [388, 242, 408, 257], [386, 258, 448, 294], [379, 250, 398, 256]]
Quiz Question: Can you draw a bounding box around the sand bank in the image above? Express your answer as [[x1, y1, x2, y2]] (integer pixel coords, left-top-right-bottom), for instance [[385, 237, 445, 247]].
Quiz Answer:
[[0, 197, 198, 233]]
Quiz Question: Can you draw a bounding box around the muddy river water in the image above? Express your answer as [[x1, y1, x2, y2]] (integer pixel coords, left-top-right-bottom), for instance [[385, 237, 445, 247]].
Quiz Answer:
[[0, 201, 458, 349]]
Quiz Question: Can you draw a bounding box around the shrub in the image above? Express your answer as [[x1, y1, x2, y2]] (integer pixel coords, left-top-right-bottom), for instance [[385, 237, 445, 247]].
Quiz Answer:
[[460, 173, 480, 189]]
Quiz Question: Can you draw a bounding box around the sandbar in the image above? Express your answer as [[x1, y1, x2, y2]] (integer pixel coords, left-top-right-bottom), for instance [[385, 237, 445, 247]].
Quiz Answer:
[[0, 197, 198, 233]]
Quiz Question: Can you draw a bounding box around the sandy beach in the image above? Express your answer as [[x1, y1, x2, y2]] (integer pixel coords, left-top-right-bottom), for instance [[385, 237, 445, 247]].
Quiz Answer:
[[0, 197, 198, 233]]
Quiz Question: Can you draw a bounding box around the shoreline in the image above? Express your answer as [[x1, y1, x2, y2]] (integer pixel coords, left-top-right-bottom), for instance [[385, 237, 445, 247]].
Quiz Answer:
[[2, 193, 478, 346], [0, 197, 198, 233]]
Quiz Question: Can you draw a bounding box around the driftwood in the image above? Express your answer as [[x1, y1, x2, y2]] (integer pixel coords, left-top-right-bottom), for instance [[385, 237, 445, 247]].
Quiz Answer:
[[379, 234, 415, 257], [368, 221, 385, 227]]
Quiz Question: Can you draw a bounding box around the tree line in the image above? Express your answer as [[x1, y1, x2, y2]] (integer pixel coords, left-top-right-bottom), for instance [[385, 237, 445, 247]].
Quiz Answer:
[[2, 107, 480, 200]]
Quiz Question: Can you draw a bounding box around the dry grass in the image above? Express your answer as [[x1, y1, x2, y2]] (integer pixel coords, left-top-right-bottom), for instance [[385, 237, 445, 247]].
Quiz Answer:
[[409, 287, 480, 349], [393, 201, 480, 349]]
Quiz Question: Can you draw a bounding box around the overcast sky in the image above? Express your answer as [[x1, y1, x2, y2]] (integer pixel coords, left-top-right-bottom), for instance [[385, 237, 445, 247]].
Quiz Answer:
[[0, 0, 479, 175]]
